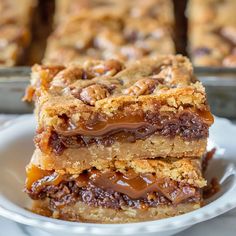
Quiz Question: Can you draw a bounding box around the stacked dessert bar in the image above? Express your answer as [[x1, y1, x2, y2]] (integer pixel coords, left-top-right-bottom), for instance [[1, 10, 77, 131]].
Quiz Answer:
[[44, 0, 175, 64], [24, 55, 214, 223], [0, 0, 37, 66], [188, 0, 236, 67]]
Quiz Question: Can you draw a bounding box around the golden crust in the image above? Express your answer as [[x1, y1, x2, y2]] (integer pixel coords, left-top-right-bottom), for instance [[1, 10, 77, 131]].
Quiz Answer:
[[30, 136, 207, 173], [114, 159, 206, 188], [32, 199, 201, 223], [31, 134, 207, 174], [26, 56, 212, 130]]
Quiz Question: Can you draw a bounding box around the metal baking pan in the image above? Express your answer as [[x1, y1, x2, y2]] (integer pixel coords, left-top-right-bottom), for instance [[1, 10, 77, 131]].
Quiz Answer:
[[195, 67, 236, 119], [0, 67, 236, 117], [0, 67, 32, 114]]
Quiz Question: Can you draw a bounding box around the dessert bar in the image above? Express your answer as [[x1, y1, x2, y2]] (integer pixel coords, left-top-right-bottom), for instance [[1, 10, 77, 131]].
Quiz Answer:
[[0, 0, 37, 66], [25, 55, 213, 222], [54, 0, 174, 26], [44, 1, 175, 64], [45, 12, 175, 64], [188, 0, 236, 67]]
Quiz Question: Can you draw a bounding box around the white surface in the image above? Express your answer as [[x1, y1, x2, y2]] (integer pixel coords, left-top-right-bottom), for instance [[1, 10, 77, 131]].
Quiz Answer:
[[0, 115, 236, 236], [1, 209, 236, 236]]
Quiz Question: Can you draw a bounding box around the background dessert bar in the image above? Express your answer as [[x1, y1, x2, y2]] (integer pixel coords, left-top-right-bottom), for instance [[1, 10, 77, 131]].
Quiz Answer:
[[0, 0, 37, 66], [44, 0, 175, 64], [54, 0, 174, 26], [188, 0, 236, 67]]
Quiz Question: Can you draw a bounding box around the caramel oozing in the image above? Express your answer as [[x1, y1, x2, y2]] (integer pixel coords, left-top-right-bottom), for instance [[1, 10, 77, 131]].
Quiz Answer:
[[54, 109, 213, 137], [26, 166, 197, 204]]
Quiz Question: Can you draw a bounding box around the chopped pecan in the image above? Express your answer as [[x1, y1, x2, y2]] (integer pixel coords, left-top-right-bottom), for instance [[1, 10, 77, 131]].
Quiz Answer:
[[76, 84, 110, 105], [85, 59, 123, 78], [83, 59, 123, 79], [124, 78, 158, 96], [103, 59, 124, 75], [51, 66, 83, 88]]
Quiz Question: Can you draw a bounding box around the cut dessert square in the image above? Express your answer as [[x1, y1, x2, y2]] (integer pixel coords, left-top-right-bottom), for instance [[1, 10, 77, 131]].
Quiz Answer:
[[44, 7, 175, 64], [24, 55, 214, 165], [25, 156, 205, 223], [0, 0, 37, 66], [188, 0, 236, 67], [54, 0, 174, 26]]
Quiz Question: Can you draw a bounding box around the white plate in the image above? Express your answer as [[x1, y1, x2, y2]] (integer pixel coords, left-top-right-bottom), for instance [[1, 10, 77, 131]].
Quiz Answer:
[[0, 115, 236, 236]]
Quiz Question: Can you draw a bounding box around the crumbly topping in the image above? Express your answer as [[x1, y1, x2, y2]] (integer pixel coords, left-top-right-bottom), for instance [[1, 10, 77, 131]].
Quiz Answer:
[[25, 55, 211, 128], [76, 84, 111, 106]]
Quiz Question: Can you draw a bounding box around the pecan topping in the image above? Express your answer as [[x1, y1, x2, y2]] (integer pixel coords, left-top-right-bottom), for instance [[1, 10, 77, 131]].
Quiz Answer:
[[103, 59, 124, 76], [124, 78, 158, 96], [78, 84, 110, 105], [87, 59, 123, 78], [51, 66, 83, 88]]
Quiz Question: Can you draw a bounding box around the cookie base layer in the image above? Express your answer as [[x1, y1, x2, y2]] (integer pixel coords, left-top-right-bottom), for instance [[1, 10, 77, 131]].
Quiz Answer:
[[31, 136, 207, 174], [32, 200, 201, 223]]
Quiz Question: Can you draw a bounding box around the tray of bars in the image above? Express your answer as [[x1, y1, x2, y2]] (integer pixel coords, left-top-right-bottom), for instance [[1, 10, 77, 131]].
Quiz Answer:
[[1, 0, 236, 116]]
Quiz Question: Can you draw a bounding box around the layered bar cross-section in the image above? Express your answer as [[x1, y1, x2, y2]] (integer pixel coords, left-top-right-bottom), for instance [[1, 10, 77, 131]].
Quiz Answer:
[[24, 55, 213, 222]]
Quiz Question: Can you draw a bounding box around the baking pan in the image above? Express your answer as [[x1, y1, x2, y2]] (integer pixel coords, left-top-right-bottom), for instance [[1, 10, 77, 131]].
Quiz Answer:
[[0, 67, 32, 114], [0, 67, 236, 117], [195, 67, 236, 119]]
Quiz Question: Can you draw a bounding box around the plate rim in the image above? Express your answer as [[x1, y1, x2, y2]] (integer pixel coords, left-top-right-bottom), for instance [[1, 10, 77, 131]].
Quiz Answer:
[[0, 115, 236, 235]]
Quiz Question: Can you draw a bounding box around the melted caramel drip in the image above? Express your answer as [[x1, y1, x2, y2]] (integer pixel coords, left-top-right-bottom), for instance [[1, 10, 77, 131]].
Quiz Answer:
[[25, 165, 53, 189], [26, 166, 197, 204], [81, 170, 196, 204], [56, 113, 146, 136], [26, 165, 63, 192], [196, 109, 214, 124]]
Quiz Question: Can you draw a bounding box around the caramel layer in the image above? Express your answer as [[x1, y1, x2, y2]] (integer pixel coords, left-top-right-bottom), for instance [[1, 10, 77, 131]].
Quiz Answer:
[[37, 110, 212, 155], [55, 109, 213, 137], [26, 166, 199, 205]]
